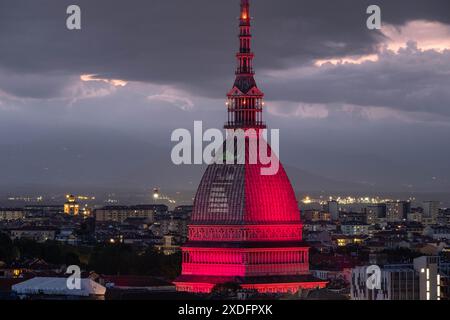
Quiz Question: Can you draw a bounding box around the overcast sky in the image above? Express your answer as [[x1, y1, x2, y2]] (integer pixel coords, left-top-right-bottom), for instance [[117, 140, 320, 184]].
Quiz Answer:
[[0, 0, 450, 196]]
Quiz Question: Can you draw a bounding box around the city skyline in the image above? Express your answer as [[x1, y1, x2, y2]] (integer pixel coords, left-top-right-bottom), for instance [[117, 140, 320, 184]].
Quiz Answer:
[[0, 0, 449, 304], [1, 0, 450, 195]]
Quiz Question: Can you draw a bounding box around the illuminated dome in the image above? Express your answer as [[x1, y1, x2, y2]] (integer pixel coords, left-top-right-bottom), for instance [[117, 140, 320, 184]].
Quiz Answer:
[[191, 137, 302, 227], [174, 0, 327, 294], [175, 135, 323, 294]]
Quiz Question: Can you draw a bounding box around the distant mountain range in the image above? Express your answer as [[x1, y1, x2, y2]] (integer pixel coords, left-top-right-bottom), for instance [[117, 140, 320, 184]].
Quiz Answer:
[[0, 128, 448, 199]]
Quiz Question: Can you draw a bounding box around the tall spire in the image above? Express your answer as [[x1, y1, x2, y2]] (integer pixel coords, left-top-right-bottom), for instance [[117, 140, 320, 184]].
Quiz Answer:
[[237, 0, 252, 74], [225, 0, 265, 130], [175, 0, 327, 295]]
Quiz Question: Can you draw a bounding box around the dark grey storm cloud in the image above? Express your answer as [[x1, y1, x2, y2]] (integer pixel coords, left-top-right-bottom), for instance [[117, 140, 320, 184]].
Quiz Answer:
[[263, 44, 450, 119], [0, 0, 450, 195], [0, 0, 449, 98]]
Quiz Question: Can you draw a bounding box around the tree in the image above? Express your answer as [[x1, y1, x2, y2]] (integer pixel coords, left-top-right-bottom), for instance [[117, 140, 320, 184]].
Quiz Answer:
[[211, 282, 242, 297], [64, 252, 81, 266], [0, 232, 15, 263], [88, 244, 134, 275]]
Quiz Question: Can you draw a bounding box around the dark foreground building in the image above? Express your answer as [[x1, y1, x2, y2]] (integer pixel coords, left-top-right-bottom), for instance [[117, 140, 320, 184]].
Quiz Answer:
[[174, 0, 327, 294]]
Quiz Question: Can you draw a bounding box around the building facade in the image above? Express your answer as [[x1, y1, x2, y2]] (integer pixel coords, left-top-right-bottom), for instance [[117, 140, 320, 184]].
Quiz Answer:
[[9, 227, 58, 242], [326, 201, 339, 221], [341, 222, 370, 236], [95, 205, 167, 223], [0, 208, 24, 221], [423, 201, 440, 225], [351, 256, 449, 300], [64, 195, 80, 216], [386, 201, 410, 222], [366, 204, 386, 224]]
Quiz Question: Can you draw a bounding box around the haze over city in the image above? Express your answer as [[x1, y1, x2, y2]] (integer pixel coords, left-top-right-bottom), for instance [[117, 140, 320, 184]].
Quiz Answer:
[[1, 0, 450, 200]]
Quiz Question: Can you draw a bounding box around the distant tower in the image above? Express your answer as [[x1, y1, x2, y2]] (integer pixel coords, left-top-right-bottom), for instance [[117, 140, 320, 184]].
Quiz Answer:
[[64, 194, 80, 216], [174, 0, 327, 294]]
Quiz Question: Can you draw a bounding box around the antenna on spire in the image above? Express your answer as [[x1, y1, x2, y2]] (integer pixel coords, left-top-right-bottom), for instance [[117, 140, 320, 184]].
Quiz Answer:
[[225, 0, 266, 130], [240, 0, 250, 24]]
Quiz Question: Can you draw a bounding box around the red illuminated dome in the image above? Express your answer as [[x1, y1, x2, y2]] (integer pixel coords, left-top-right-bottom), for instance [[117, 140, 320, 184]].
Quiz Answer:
[[174, 0, 327, 294], [191, 141, 302, 226]]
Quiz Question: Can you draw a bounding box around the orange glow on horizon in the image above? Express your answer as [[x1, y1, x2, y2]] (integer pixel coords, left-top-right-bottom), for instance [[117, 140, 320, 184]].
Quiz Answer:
[[80, 74, 127, 87]]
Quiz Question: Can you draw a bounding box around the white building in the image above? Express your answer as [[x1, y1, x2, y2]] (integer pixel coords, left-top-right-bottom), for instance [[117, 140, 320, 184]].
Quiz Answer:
[[341, 223, 370, 236], [12, 277, 106, 297], [312, 268, 352, 283], [351, 256, 448, 300]]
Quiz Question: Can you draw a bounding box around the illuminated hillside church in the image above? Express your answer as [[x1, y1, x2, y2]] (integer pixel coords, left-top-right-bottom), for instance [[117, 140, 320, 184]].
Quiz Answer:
[[174, 0, 327, 294]]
